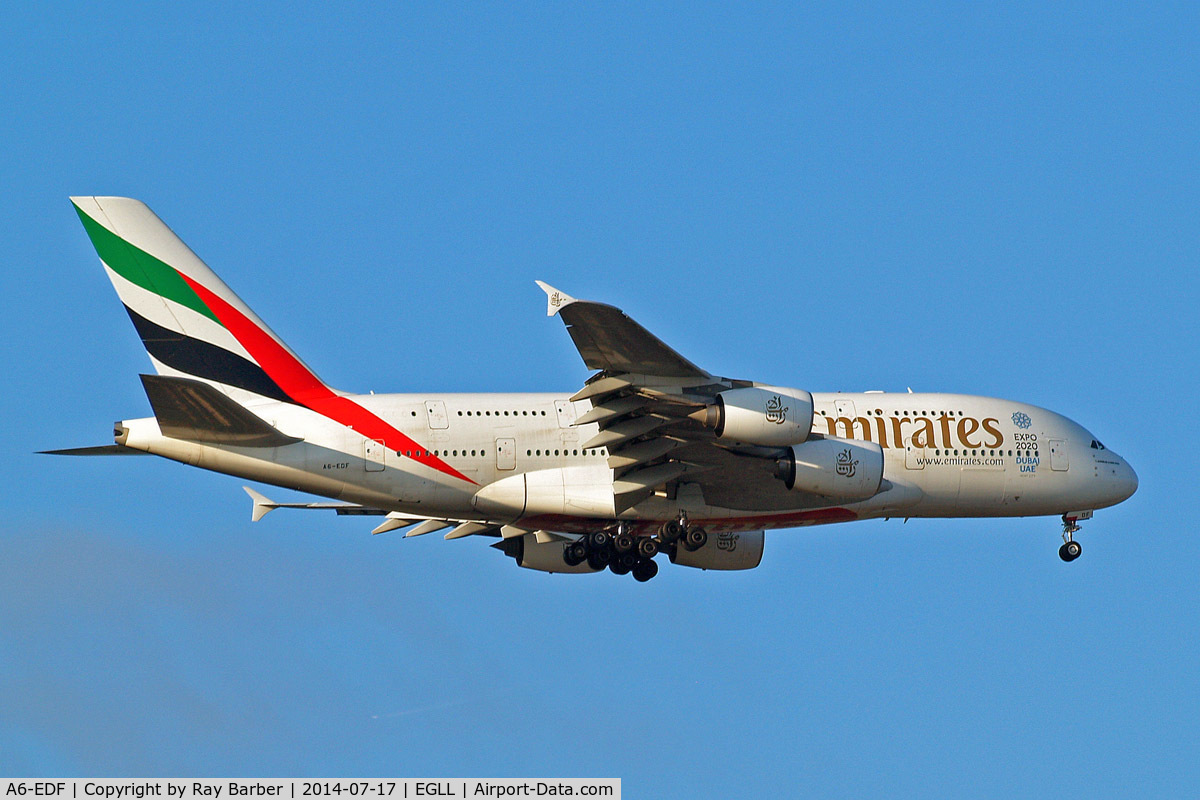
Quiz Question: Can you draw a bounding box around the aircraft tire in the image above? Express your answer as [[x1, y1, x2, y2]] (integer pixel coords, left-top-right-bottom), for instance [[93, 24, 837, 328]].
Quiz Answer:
[[632, 558, 659, 582], [1059, 541, 1082, 562], [636, 537, 659, 559], [683, 526, 708, 552], [660, 520, 683, 543], [614, 532, 635, 554], [587, 549, 611, 570], [610, 558, 631, 576], [588, 531, 611, 552], [563, 541, 588, 566]]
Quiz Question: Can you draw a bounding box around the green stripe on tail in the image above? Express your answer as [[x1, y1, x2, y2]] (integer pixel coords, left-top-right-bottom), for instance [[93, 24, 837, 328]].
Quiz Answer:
[[72, 201, 222, 325]]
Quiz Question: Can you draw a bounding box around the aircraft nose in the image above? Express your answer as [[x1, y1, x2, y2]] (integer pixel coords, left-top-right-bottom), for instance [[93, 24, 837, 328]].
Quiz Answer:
[[1117, 458, 1138, 502]]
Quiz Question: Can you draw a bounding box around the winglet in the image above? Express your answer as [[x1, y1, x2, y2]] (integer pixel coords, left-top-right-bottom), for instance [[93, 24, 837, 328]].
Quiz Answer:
[[243, 486, 278, 522], [535, 281, 577, 317]]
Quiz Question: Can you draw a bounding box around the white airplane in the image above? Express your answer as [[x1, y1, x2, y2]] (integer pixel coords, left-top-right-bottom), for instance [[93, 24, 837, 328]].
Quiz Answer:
[[48, 197, 1137, 581]]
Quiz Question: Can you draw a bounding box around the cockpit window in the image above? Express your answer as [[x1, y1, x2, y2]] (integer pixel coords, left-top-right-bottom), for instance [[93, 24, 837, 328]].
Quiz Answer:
[[1090, 440, 1107, 450]]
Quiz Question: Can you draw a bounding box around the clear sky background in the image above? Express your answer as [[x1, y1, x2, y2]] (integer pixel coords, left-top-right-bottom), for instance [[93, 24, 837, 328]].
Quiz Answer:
[[2, 2, 1197, 795]]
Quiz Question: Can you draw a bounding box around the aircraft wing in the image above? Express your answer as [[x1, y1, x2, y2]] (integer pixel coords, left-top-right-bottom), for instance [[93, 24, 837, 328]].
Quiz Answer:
[[537, 283, 807, 513], [242, 487, 577, 542], [535, 282, 710, 380]]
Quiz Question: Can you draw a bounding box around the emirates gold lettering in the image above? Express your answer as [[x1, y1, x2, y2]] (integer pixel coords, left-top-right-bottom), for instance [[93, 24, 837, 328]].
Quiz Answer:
[[822, 414, 1004, 450]]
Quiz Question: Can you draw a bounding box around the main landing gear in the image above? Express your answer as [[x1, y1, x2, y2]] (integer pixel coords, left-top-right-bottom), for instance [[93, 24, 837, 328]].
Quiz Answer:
[[561, 514, 709, 582], [1059, 514, 1083, 562]]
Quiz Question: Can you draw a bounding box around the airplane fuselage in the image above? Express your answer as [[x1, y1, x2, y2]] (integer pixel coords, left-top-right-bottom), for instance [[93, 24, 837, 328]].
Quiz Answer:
[[115, 390, 1138, 534]]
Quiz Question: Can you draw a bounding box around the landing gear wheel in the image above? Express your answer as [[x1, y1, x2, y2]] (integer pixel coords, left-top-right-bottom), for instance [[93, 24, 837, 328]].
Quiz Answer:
[[586, 548, 611, 570], [632, 558, 659, 582], [1059, 514, 1083, 562], [587, 530, 611, 551], [563, 541, 587, 567], [660, 519, 683, 544], [1059, 541, 1082, 562], [683, 526, 708, 552], [636, 537, 660, 559], [614, 532, 635, 554], [610, 558, 632, 576]]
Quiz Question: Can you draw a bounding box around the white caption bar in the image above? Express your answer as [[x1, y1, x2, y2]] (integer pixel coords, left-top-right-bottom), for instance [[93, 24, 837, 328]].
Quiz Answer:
[[0, 781, 620, 800]]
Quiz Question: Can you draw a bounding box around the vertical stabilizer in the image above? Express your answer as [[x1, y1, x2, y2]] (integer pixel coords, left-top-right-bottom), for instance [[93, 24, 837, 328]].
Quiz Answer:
[[71, 196, 329, 405]]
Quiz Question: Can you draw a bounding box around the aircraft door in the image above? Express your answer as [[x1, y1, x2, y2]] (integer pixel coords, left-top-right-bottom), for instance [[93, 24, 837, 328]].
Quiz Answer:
[[835, 398, 856, 418], [364, 438, 386, 472], [904, 437, 924, 470], [1049, 439, 1069, 471], [554, 400, 576, 428], [425, 400, 449, 429], [496, 437, 516, 470]]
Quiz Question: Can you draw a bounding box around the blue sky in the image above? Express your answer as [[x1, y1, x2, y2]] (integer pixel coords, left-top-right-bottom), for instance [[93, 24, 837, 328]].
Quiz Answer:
[[2, 2, 1197, 794]]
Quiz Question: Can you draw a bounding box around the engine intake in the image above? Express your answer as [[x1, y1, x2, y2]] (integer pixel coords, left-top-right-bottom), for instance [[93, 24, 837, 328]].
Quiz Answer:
[[697, 386, 814, 447], [774, 436, 884, 500]]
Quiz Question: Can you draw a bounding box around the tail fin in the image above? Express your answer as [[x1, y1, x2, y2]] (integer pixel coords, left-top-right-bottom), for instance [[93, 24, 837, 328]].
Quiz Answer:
[[71, 196, 331, 405]]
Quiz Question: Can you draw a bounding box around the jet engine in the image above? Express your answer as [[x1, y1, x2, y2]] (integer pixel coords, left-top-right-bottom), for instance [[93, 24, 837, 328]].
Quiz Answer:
[[695, 386, 814, 447], [670, 530, 764, 570], [774, 436, 884, 500], [496, 533, 600, 574]]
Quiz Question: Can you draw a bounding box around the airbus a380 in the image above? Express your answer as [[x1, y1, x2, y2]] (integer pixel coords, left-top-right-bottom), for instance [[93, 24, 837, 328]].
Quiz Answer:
[[48, 197, 1138, 582]]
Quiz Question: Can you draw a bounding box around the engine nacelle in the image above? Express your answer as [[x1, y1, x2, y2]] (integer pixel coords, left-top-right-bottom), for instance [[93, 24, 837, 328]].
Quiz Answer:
[[698, 386, 814, 447], [775, 436, 884, 500], [497, 534, 600, 574], [670, 530, 764, 571]]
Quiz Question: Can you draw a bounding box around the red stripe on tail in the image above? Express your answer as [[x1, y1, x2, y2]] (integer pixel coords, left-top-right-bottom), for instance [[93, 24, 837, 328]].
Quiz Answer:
[[179, 274, 476, 485]]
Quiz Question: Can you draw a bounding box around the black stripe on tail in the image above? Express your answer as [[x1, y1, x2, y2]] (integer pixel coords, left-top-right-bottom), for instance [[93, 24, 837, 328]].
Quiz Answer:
[[123, 305, 294, 404]]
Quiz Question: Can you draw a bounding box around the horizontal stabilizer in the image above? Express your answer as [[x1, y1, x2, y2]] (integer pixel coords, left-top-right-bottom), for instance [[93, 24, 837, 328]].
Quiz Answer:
[[243, 485, 378, 521], [39, 445, 148, 456], [143, 374, 301, 447]]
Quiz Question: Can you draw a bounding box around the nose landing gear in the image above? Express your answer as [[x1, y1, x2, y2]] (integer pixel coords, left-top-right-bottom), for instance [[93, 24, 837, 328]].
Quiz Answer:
[[1059, 514, 1083, 562]]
